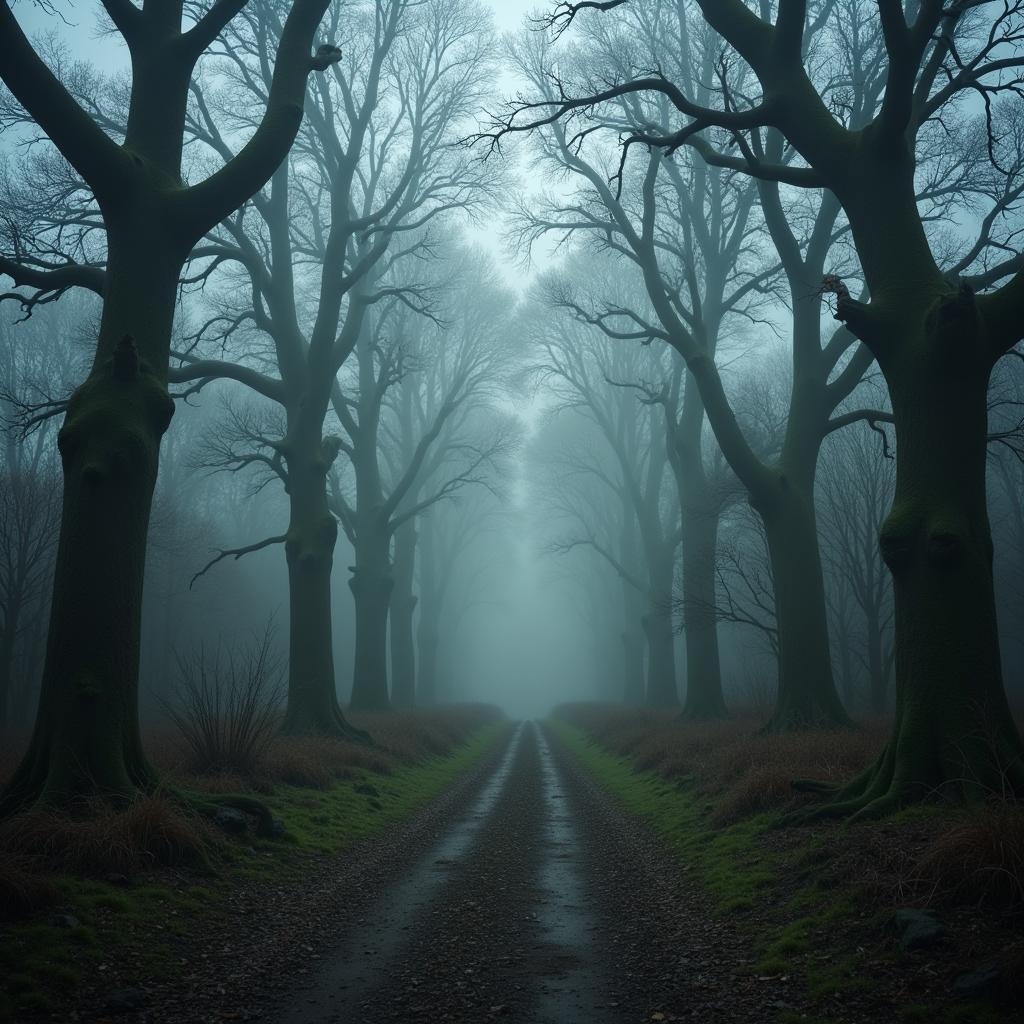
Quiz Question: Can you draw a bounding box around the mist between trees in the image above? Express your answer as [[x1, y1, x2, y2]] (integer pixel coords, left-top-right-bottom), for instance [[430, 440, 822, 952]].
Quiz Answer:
[[0, 0, 1022, 823]]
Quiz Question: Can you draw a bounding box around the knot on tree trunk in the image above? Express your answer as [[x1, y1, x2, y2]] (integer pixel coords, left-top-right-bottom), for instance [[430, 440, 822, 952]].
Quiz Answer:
[[112, 335, 140, 381]]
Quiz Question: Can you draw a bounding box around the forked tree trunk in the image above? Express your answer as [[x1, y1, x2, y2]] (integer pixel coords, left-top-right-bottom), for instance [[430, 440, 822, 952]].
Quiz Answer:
[[389, 520, 417, 709]]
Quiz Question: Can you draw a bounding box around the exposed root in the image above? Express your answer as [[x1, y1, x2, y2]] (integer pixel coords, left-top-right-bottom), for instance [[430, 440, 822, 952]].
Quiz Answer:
[[279, 704, 372, 745], [790, 779, 841, 794]]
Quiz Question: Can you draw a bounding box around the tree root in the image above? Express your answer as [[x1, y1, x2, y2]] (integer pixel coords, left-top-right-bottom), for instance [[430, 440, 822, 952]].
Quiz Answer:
[[790, 779, 840, 795], [279, 704, 373, 745]]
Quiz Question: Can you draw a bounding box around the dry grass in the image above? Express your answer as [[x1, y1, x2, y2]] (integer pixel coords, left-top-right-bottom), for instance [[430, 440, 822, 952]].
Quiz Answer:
[[0, 705, 501, 918], [554, 703, 886, 823], [910, 801, 1024, 912], [0, 794, 213, 877], [171, 704, 503, 792], [0, 705, 501, 922]]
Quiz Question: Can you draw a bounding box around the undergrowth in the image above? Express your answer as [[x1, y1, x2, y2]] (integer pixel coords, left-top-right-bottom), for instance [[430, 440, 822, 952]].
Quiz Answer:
[[553, 704, 1024, 1024], [0, 706, 504, 1023]]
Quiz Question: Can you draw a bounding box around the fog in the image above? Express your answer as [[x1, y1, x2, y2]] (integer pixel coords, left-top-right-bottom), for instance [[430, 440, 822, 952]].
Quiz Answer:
[[1, 0, 1023, 740]]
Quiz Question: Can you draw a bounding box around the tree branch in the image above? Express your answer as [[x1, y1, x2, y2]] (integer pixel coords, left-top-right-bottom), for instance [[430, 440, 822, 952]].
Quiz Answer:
[[190, 534, 287, 589]]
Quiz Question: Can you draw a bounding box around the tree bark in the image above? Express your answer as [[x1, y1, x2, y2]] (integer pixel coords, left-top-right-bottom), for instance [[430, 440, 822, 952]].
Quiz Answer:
[[757, 479, 852, 731], [389, 519, 417, 709], [279, 424, 358, 737], [348, 519, 393, 712]]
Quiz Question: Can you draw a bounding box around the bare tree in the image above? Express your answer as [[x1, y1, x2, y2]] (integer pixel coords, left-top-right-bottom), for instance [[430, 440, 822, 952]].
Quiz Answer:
[[170, 0, 497, 725], [0, 0, 341, 815], [330, 253, 516, 709], [492, 12, 900, 730]]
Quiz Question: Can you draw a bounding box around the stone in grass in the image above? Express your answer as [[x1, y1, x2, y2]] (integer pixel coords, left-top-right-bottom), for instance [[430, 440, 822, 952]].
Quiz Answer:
[[103, 988, 147, 1014], [893, 908, 945, 951], [952, 963, 1002, 1000], [213, 807, 249, 835]]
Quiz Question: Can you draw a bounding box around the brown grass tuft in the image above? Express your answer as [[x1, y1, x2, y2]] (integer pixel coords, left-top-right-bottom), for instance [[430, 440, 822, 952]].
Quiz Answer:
[[123, 794, 213, 866], [911, 802, 1024, 911], [0, 794, 212, 876], [555, 702, 886, 822]]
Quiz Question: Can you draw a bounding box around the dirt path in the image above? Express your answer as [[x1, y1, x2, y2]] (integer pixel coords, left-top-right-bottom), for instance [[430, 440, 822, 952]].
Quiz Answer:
[[269, 721, 728, 1023]]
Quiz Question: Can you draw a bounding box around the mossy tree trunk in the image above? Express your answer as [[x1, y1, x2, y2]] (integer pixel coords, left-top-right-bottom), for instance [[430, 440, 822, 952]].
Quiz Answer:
[[279, 408, 354, 736], [1, 233, 180, 812], [814, 292, 1024, 815]]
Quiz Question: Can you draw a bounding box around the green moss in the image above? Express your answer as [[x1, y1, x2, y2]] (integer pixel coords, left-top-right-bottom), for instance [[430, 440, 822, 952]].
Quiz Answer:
[[550, 721, 777, 910], [551, 722, 893, 1018]]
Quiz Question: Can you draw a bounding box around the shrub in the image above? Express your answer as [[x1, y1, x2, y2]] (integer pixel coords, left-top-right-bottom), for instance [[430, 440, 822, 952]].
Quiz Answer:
[[163, 625, 284, 776]]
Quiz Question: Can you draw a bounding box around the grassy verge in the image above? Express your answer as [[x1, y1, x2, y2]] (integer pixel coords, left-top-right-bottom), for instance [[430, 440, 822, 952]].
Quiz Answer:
[[551, 706, 1024, 1024], [0, 709, 506, 1022]]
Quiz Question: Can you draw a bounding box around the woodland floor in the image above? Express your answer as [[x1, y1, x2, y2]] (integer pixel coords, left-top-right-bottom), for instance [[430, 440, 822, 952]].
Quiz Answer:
[[2, 714, 1023, 1024]]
